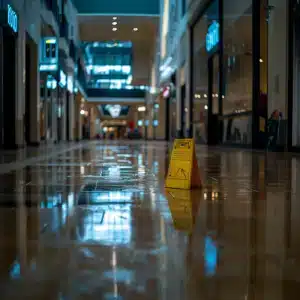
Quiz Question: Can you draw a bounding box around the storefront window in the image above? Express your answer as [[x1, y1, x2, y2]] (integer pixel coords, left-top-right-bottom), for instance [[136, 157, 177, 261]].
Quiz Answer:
[[223, 0, 252, 114], [223, 0, 252, 144], [192, 0, 219, 144]]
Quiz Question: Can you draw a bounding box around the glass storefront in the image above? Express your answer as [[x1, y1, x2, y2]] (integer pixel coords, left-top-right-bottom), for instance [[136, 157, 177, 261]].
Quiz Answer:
[[223, 0, 253, 144], [192, 0, 219, 144], [191, 0, 267, 147]]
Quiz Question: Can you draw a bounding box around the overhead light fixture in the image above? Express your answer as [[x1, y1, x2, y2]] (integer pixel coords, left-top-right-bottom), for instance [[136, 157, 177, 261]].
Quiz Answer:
[[138, 106, 146, 112], [112, 22, 117, 25], [204, 105, 208, 110], [133, 27, 138, 31], [113, 17, 117, 20], [112, 27, 117, 31]]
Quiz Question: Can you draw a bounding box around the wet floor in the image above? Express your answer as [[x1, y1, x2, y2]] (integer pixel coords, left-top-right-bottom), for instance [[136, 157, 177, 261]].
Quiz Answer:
[[0, 141, 300, 299]]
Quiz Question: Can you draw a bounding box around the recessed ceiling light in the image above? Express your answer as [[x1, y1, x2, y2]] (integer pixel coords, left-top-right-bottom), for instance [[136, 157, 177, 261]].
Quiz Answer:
[[133, 27, 138, 31], [112, 22, 117, 25], [113, 17, 117, 20], [112, 27, 117, 31]]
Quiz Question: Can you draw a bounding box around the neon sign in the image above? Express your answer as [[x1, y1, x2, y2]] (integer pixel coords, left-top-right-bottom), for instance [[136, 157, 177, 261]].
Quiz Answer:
[[7, 5, 18, 33], [206, 21, 219, 52]]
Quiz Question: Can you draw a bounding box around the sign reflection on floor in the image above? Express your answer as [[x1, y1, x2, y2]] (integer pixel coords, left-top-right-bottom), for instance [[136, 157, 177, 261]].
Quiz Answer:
[[165, 189, 201, 233], [165, 188, 217, 276]]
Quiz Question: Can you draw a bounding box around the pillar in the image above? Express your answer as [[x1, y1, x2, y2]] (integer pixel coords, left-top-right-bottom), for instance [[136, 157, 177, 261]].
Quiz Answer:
[[15, 11, 26, 147], [51, 87, 58, 142], [29, 40, 40, 145], [61, 89, 67, 141], [69, 93, 74, 141], [74, 93, 82, 141], [185, 27, 192, 138], [176, 67, 182, 137]]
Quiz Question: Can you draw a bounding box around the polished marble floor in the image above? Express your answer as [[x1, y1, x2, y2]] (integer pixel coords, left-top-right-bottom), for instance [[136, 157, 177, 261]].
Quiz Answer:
[[0, 140, 300, 299]]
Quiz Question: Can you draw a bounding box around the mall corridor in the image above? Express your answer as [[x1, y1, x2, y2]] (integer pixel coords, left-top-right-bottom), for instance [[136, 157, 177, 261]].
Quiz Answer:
[[0, 141, 299, 299]]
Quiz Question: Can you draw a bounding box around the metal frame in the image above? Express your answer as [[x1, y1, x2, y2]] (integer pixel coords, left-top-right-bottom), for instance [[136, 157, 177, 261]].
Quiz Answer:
[[287, 0, 296, 151]]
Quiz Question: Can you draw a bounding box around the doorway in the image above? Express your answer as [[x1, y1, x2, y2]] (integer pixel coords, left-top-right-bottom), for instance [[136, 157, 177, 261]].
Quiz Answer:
[[1, 28, 17, 148], [207, 53, 220, 145]]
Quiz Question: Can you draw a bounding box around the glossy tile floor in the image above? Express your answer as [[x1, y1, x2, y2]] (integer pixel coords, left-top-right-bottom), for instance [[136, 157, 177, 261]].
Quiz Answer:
[[0, 140, 300, 299]]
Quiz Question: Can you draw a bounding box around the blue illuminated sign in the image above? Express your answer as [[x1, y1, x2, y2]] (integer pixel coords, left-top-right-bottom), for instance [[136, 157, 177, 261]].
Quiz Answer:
[[206, 21, 219, 52], [7, 4, 17, 33]]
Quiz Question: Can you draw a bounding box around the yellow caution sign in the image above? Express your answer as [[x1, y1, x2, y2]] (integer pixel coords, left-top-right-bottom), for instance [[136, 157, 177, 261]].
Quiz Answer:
[[165, 139, 202, 190]]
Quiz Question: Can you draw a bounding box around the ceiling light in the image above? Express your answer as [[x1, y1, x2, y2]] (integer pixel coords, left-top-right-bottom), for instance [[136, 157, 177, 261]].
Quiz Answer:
[[113, 17, 117, 20], [133, 27, 138, 31], [138, 106, 146, 112], [112, 27, 117, 31], [204, 105, 208, 110], [112, 22, 117, 25], [259, 58, 263, 63]]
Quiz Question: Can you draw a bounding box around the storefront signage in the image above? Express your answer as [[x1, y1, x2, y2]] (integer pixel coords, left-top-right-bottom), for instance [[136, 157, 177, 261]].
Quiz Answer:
[[206, 21, 219, 52], [40, 37, 58, 67], [7, 4, 17, 33], [40, 64, 58, 71]]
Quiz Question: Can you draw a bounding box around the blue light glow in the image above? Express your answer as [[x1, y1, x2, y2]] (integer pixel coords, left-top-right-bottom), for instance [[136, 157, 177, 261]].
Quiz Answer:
[[7, 4, 18, 33], [206, 21, 219, 52], [204, 236, 217, 276]]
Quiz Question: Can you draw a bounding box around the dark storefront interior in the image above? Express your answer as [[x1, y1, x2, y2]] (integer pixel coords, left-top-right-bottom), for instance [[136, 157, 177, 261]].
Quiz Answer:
[[0, 24, 17, 148]]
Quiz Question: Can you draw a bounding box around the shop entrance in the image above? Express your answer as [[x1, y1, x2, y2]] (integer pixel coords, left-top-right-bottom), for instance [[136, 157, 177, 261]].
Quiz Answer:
[[207, 53, 220, 145], [0, 27, 17, 148]]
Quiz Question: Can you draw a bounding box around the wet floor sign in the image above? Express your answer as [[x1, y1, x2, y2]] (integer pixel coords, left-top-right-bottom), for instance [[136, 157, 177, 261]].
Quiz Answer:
[[165, 139, 202, 190]]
